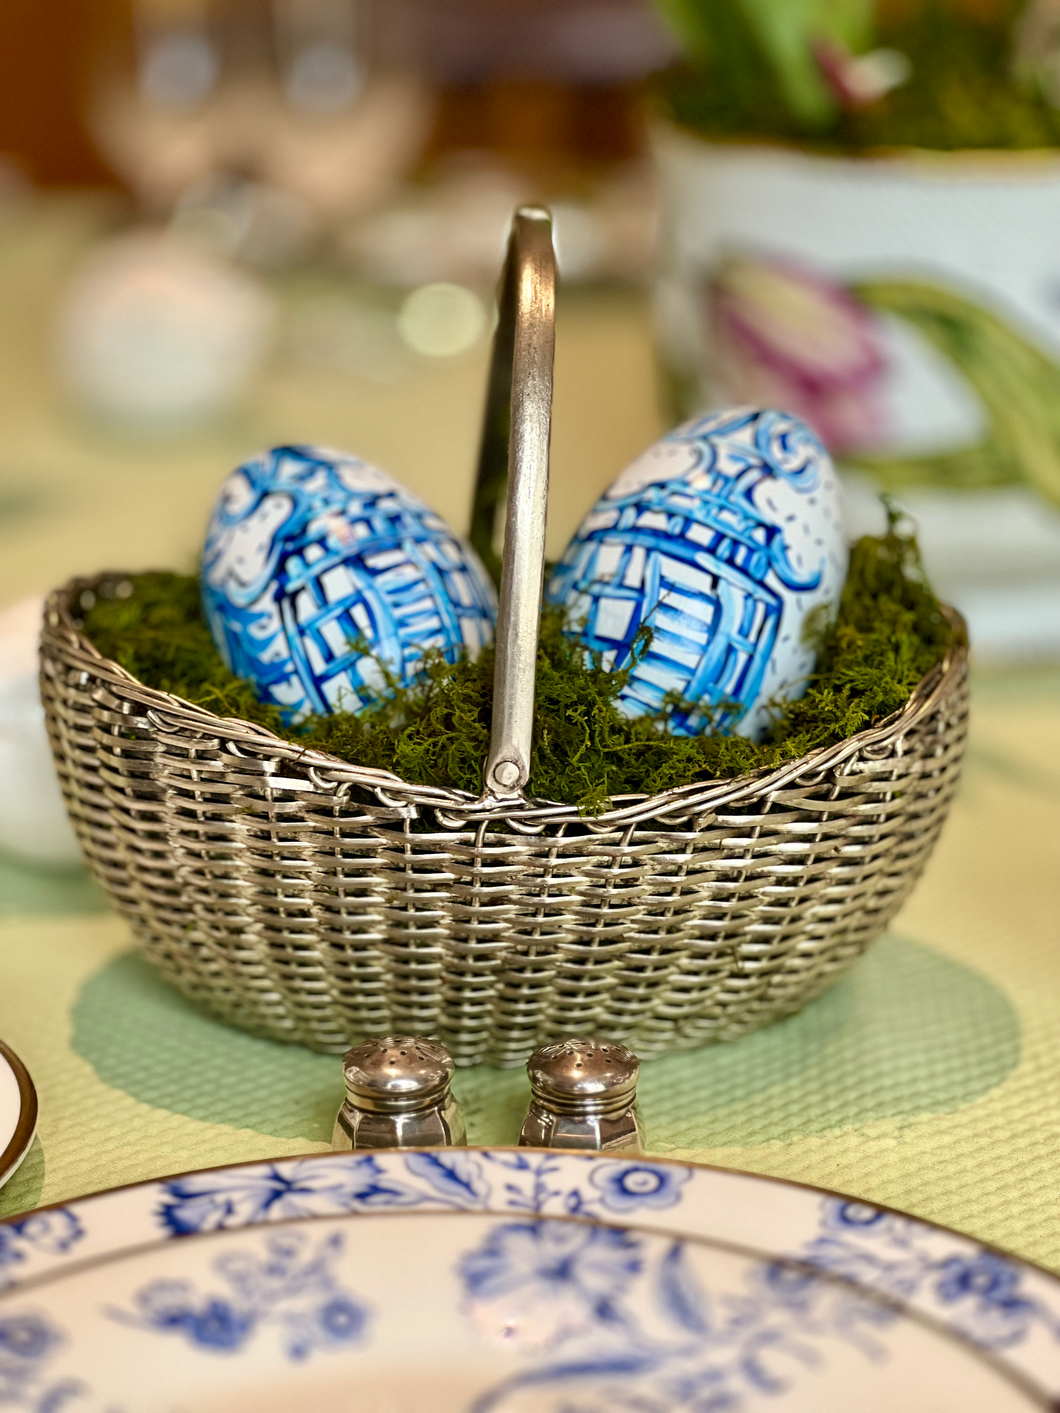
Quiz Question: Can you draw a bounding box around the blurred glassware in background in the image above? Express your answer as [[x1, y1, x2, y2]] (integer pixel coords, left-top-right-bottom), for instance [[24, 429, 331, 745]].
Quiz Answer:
[[53, 0, 676, 434], [339, 160, 660, 291], [90, 0, 433, 235], [171, 170, 315, 268], [84, 0, 673, 285], [333, 0, 674, 288]]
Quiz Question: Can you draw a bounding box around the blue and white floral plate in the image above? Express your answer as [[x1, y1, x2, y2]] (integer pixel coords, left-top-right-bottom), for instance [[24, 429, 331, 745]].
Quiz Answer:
[[2, 1151, 1058, 1409]]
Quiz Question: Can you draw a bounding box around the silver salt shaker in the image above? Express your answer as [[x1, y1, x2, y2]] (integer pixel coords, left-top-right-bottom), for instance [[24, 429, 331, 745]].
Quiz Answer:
[[519, 1038, 643, 1152], [332, 1035, 466, 1150]]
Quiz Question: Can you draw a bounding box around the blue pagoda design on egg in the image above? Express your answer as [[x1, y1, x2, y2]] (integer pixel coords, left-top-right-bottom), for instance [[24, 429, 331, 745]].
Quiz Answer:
[[546, 408, 844, 738], [201, 445, 497, 720]]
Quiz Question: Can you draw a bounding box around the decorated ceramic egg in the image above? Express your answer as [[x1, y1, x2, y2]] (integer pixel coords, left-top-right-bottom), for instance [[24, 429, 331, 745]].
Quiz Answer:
[[546, 407, 847, 740], [201, 445, 497, 720]]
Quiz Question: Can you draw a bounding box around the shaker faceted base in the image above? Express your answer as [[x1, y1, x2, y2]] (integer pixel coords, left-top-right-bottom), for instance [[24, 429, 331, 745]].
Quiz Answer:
[[518, 1101, 644, 1153], [332, 1097, 467, 1151]]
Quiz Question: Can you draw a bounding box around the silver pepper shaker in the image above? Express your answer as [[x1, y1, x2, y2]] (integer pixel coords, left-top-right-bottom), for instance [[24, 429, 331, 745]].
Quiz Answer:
[[332, 1035, 466, 1150], [519, 1038, 643, 1152]]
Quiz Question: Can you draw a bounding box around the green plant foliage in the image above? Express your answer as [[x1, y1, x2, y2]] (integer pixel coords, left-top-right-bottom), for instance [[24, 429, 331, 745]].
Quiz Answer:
[[658, 0, 873, 130], [850, 278, 1060, 506], [81, 522, 955, 813], [660, 1, 1060, 151]]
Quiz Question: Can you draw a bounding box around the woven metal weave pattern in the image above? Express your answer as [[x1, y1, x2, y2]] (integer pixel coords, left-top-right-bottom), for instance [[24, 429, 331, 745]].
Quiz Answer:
[[40, 574, 969, 1067]]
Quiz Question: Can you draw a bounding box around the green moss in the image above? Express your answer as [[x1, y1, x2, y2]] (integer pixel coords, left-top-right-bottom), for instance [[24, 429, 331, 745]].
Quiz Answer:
[[80, 521, 955, 813], [661, 6, 1060, 153]]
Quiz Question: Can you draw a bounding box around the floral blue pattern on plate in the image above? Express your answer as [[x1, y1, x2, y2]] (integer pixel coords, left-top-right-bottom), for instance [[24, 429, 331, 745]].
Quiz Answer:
[[456, 1217, 967, 1410], [0, 1210, 81, 1280], [805, 1201, 1060, 1353], [153, 1151, 691, 1235], [109, 1229, 367, 1360], [2, 1151, 1058, 1404], [0, 1212, 1042, 1411]]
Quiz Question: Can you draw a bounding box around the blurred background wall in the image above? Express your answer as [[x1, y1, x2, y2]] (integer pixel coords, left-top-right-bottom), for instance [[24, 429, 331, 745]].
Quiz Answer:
[[0, 0, 117, 186]]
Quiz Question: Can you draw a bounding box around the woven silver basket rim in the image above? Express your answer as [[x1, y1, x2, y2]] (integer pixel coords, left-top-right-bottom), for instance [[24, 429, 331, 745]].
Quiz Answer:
[[43, 574, 969, 834]]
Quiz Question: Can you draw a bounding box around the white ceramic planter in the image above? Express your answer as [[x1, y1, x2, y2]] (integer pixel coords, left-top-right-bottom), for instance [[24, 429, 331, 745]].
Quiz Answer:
[[652, 124, 1060, 659]]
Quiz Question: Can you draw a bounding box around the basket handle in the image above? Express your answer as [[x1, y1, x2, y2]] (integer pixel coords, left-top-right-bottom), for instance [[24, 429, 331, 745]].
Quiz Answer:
[[475, 207, 556, 799]]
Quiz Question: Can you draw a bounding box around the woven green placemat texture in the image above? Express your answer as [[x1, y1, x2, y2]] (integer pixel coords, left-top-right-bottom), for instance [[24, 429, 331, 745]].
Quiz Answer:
[[1, 668, 1057, 1271]]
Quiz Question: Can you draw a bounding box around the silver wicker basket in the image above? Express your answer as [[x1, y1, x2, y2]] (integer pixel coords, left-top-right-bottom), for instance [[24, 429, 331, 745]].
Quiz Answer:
[[39, 210, 969, 1067]]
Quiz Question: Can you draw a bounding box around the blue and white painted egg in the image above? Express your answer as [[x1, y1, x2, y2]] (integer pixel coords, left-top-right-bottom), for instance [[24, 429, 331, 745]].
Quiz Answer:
[[201, 444, 497, 720], [546, 407, 847, 739]]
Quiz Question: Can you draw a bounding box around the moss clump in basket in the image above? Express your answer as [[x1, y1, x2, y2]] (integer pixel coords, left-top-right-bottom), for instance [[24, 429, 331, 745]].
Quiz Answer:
[[80, 520, 955, 813]]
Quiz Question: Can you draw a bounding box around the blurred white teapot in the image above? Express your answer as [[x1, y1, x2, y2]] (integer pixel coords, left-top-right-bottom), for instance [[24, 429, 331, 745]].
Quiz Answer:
[[54, 231, 273, 430]]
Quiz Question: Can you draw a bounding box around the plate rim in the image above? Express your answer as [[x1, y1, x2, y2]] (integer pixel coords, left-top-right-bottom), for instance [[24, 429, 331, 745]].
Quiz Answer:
[[3, 1144, 1058, 1291], [1, 1203, 1049, 1409], [0, 1037, 37, 1188]]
